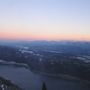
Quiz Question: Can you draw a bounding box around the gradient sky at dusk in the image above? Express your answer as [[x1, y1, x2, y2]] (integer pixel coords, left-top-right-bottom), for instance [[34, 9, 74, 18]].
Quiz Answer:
[[0, 0, 90, 41]]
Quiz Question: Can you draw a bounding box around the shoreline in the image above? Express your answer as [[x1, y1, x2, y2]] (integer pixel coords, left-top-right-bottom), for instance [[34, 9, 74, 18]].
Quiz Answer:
[[33, 70, 90, 84]]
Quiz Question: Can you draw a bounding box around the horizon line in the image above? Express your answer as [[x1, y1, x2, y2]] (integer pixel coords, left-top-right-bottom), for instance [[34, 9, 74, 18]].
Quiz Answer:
[[0, 38, 90, 42]]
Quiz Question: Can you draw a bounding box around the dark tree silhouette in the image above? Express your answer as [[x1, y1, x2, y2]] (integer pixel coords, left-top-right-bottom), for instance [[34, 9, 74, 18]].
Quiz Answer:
[[42, 82, 47, 90]]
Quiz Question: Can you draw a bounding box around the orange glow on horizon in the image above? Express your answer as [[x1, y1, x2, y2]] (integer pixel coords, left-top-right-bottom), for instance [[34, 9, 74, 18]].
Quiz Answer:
[[0, 30, 90, 41]]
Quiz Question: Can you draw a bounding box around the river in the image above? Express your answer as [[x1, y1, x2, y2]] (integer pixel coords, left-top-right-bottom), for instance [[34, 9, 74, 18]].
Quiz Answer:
[[0, 65, 90, 90]]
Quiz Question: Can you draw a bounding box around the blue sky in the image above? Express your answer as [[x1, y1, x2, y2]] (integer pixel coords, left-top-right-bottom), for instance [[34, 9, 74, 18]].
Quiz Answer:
[[0, 0, 90, 40]]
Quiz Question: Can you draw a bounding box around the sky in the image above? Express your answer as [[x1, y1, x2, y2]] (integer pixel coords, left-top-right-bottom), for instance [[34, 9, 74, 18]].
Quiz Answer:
[[0, 0, 90, 41]]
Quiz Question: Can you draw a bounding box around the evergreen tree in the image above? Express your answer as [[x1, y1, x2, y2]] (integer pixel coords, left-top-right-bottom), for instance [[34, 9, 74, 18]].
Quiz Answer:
[[42, 82, 47, 90]]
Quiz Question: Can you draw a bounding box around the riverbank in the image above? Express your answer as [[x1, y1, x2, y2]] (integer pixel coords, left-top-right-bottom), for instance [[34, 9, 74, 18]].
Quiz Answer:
[[33, 70, 90, 84]]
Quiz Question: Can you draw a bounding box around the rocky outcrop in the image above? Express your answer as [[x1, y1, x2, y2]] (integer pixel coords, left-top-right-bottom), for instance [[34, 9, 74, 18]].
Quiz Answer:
[[0, 77, 23, 90]]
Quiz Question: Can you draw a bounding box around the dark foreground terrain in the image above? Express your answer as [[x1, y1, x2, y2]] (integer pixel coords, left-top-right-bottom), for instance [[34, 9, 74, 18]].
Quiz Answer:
[[0, 77, 22, 90]]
